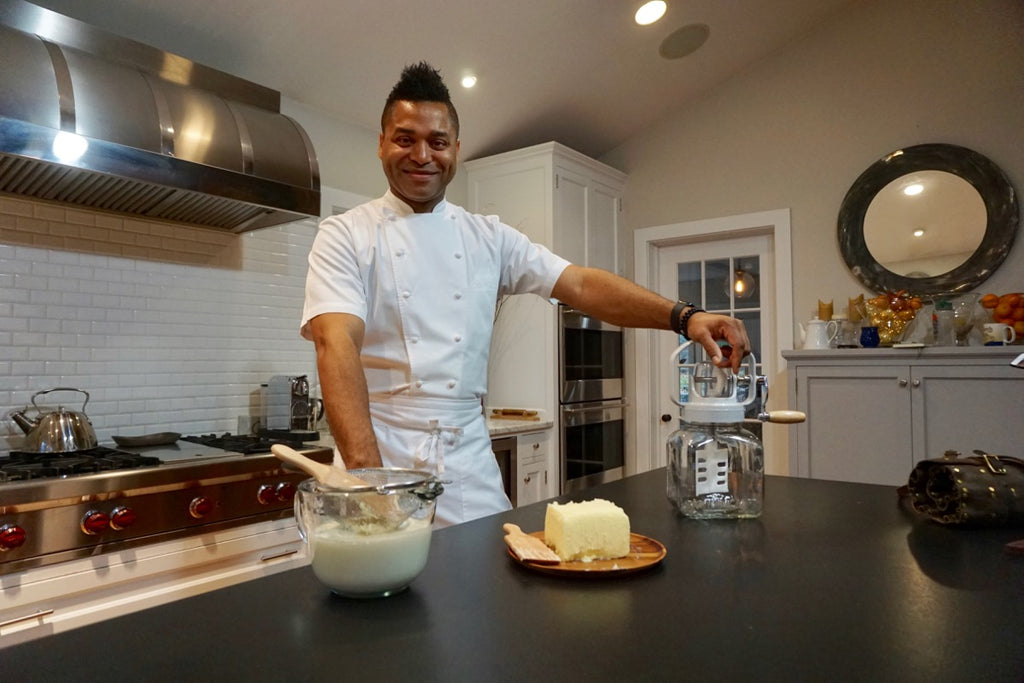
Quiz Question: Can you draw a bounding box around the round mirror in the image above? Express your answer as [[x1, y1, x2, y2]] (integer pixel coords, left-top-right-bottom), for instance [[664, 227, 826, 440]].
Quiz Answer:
[[838, 143, 1018, 295]]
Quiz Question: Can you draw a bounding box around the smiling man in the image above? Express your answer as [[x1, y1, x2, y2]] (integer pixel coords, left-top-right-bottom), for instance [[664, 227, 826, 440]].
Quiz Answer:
[[301, 62, 748, 526]]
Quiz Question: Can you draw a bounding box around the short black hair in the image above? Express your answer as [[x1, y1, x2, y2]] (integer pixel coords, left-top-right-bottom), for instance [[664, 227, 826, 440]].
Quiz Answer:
[[381, 61, 460, 136]]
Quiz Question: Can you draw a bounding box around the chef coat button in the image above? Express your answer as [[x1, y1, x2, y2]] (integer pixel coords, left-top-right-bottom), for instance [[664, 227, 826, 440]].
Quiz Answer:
[[454, 335, 462, 343], [454, 292, 462, 300], [415, 380, 423, 388], [454, 252, 463, 259], [402, 290, 411, 299], [447, 380, 456, 389], [410, 336, 419, 344], [396, 248, 405, 257]]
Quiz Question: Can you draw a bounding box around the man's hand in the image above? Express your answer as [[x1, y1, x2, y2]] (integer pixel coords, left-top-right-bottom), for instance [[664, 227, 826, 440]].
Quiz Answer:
[[686, 312, 751, 373]]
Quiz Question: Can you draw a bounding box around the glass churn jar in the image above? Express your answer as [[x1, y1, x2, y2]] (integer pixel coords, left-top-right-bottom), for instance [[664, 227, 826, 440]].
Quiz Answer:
[[666, 342, 804, 519]]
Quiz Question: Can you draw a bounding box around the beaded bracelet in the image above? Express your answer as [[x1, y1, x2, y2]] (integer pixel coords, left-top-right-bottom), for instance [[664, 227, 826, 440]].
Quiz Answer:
[[670, 300, 705, 340]]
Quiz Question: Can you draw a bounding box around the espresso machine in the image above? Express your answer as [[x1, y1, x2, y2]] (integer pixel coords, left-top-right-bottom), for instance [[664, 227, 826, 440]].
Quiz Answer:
[[263, 375, 323, 437]]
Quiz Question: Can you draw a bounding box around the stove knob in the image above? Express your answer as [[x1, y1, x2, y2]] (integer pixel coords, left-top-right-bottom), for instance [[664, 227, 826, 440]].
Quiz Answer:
[[81, 510, 110, 535], [275, 482, 297, 503], [0, 524, 27, 551], [257, 484, 277, 506], [189, 496, 214, 519], [109, 506, 137, 530]]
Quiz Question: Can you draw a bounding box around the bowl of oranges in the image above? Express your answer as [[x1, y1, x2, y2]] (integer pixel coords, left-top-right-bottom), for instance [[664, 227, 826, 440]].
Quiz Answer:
[[865, 290, 923, 345], [980, 292, 1024, 343]]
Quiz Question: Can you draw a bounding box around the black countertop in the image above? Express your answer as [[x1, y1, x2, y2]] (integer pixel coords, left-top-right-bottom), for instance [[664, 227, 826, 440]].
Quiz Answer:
[[3, 471, 1023, 681]]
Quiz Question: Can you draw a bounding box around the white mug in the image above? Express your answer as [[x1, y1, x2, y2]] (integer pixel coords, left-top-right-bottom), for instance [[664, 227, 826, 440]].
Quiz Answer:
[[982, 322, 1017, 346]]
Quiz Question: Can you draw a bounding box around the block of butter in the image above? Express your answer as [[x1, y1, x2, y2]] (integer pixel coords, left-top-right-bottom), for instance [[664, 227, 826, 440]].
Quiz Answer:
[[544, 498, 630, 562]]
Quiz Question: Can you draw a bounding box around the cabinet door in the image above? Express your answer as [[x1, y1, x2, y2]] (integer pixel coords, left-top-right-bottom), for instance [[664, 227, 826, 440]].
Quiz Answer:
[[587, 181, 620, 274], [912, 365, 1024, 459], [553, 168, 621, 273], [469, 163, 551, 245], [554, 167, 587, 265], [794, 365, 913, 485], [516, 430, 552, 506]]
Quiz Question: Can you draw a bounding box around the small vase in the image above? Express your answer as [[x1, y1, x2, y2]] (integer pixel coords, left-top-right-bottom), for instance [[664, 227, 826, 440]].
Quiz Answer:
[[860, 326, 880, 348]]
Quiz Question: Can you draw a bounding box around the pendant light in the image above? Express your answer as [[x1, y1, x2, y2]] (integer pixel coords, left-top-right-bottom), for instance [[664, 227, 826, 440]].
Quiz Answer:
[[728, 269, 756, 300]]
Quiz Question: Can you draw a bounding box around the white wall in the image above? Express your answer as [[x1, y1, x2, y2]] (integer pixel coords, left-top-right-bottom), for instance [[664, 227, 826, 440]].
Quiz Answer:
[[602, 0, 1024, 328], [0, 197, 320, 451]]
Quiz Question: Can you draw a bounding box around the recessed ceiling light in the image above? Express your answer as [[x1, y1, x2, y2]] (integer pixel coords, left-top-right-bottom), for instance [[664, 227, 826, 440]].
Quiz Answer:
[[461, 75, 477, 88], [913, 228, 925, 237], [635, 1, 667, 25], [659, 23, 710, 60], [903, 183, 924, 196]]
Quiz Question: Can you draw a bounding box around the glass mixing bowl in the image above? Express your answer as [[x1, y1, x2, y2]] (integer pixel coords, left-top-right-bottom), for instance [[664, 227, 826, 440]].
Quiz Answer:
[[295, 468, 443, 598]]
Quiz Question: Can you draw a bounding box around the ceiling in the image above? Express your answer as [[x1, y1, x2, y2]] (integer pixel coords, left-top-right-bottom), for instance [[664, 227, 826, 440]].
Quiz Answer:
[[30, 0, 852, 162]]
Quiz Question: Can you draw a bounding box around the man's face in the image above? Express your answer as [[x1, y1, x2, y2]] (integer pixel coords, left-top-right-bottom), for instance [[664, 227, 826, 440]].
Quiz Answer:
[[378, 100, 460, 213]]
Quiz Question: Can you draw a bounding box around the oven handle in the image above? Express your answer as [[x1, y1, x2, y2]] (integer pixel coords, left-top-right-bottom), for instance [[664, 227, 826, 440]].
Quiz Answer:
[[561, 402, 628, 414], [559, 306, 622, 333], [560, 402, 627, 426]]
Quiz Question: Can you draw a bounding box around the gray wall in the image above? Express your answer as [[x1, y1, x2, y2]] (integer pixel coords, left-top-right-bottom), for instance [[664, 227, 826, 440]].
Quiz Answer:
[[602, 0, 1023, 326]]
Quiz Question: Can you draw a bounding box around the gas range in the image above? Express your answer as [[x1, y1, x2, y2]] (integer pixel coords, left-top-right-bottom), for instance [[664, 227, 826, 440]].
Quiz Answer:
[[0, 447, 160, 482], [0, 434, 332, 575]]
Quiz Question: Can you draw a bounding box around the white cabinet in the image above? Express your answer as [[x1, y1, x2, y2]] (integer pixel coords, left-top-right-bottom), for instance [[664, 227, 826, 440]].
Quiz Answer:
[[783, 348, 1024, 486], [515, 430, 553, 506], [465, 142, 626, 420], [465, 141, 626, 274]]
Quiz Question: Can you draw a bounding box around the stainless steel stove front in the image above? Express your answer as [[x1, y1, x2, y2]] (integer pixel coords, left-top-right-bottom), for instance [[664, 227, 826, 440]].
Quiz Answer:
[[0, 448, 332, 575]]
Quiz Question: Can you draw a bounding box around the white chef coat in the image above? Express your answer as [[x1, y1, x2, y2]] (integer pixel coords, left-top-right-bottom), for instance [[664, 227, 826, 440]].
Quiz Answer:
[[301, 190, 569, 526]]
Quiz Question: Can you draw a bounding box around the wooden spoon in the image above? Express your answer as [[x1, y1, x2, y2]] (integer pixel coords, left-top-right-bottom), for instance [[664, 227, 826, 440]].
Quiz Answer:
[[271, 443, 372, 489], [270, 444, 406, 528]]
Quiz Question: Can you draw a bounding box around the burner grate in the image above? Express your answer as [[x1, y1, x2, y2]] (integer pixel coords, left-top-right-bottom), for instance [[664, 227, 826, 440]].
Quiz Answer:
[[0, 447, 160, 481], [181, 432, 313, 455]]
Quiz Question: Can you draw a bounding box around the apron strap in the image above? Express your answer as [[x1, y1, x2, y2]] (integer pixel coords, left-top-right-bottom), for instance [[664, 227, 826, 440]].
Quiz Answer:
[[414, 419, 462, 475]]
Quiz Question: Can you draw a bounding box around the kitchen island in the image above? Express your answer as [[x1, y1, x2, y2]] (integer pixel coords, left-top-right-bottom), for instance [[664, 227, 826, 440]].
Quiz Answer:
[[2, 471, 1022, 681]]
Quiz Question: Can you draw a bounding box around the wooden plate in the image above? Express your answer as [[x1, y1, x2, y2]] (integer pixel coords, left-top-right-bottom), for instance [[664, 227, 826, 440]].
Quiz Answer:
[[507, 531, 666, 577]]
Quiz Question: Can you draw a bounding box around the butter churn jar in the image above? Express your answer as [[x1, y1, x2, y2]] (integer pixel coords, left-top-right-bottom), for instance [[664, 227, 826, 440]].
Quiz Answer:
[[666, 342, 804, 519]]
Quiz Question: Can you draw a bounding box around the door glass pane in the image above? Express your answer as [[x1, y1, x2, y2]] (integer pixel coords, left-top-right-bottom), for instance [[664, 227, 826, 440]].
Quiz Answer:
[[737, 311, 762, 363], [704, 258, 731, 311], [676, 262, 701, 304]]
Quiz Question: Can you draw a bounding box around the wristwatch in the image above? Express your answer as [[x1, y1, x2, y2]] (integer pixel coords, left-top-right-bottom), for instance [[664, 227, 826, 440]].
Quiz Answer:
[[670, 300, 705, 340]]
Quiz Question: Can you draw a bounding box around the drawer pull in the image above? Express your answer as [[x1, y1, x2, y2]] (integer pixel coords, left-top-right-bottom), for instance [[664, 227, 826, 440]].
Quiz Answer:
[[260, 548, 299, 563], [0, 609, 54, 629]]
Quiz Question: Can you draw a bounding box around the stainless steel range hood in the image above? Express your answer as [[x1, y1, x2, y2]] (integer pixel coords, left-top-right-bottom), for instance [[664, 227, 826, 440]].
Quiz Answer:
[[0, 0, 320, 232]]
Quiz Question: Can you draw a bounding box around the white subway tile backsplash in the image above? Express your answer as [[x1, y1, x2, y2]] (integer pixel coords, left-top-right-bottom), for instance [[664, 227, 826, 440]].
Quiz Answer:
[[1, 199, 321, 450]]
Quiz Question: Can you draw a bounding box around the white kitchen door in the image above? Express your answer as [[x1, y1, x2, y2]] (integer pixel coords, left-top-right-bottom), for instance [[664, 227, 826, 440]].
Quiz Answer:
[[631, 209, 793, 476]]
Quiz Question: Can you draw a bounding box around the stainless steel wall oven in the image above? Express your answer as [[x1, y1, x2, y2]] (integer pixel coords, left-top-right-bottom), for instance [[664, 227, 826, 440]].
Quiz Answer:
[[558, 305, 626, 492]]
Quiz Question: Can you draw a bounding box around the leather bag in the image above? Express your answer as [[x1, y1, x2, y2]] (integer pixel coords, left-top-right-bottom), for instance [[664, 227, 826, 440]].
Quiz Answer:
[[904, 451, 1024, 527]]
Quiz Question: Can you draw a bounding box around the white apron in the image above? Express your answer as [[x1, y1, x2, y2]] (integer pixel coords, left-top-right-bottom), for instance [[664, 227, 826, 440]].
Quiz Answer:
[[334, 205, 512, 526]]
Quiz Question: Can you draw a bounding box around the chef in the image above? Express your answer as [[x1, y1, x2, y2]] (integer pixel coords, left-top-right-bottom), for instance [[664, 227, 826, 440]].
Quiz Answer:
[[301, 62, 749, 526]]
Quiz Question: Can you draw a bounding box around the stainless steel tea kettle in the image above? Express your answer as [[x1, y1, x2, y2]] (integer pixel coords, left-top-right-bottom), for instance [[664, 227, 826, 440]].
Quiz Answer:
[[8, 387, 99, 453]]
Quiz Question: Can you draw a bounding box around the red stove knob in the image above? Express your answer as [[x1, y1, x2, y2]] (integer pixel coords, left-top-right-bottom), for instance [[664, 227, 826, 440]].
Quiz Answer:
[[81, 510, 110, 535], [189, 496, 214, 519], [257, 484, 277, 506], [275, 482, 297, 503], [109, 506, 137, 530], [0, 524, 27, 551]]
